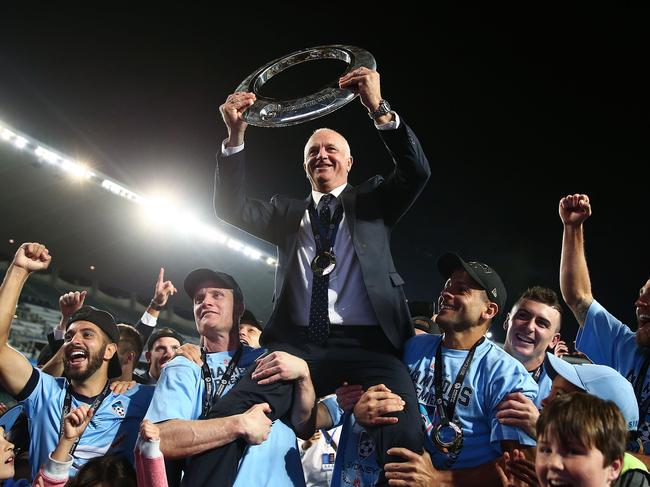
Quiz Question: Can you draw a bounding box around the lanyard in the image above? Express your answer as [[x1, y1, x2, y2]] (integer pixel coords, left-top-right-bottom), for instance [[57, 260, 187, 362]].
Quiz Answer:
[[434, 337, 484, 425], [531, 364, 543, 384], [634, 354, 650, 423], [307, 202, 344, 254], [322, 429, 338, 452], [200, 346, 243, 418], [60, 381, 111, 455]]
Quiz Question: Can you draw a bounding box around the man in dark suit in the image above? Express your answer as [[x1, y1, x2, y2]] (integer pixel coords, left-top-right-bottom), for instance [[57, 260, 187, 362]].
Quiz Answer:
[[204, 66, 431, 476]]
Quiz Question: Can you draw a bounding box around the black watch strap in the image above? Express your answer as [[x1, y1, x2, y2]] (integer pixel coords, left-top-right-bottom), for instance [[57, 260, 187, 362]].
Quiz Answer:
[[149, 300, 165, 311]]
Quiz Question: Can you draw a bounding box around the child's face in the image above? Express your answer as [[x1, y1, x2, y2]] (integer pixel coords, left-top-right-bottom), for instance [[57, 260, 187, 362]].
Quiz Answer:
[[0, 427, 15, 480], [535, 430, 622, 487]]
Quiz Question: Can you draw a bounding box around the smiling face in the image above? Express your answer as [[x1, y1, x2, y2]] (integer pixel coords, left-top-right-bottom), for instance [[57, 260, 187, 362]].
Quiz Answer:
[[503, 298, 561, 368], [62, 321, 113, 382], [535, 429, 621, 487], [635, 278, 650, 347], [192, 280, 237, 338], [0, 427, 15, 480], [303, 129, 353, 193], [436, 269, 496, 332]]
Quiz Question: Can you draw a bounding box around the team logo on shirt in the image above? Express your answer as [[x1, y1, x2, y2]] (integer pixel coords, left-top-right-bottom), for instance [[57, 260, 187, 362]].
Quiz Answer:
[[357, 431, 375, 459], [110, 400, 126, 417]]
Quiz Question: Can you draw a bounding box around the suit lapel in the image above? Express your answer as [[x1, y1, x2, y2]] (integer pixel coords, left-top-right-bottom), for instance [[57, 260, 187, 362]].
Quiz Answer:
[[340, 184, 355, 236], [285, 196, 310, 247]]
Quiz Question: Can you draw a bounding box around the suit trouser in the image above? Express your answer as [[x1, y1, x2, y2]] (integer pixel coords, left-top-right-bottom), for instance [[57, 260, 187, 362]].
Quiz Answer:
[[183, 325, 424, 487]]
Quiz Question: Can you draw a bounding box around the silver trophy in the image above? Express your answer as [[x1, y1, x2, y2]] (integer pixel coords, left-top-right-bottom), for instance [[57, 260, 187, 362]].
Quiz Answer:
[[235, 45, 376, 127]]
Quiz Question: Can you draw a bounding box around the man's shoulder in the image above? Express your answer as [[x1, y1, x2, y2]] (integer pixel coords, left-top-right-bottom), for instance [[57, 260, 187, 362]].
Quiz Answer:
[[165, 355, 201, 371], [22, 367, 66, 400], [585, 299, 624, 329], [404, 334, 441, 363], [478, 340, 528, 370], [241, 346, 266, 362], [120, 383, 156, 399]]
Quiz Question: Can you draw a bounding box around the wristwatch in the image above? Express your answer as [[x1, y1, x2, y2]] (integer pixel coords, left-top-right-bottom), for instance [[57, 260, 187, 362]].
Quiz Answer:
[[149, 300, 165, 311], [368, 99, 391, 120]]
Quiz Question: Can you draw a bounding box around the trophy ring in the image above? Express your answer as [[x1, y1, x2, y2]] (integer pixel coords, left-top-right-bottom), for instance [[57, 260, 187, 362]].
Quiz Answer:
[[235, 45, 377, 127]]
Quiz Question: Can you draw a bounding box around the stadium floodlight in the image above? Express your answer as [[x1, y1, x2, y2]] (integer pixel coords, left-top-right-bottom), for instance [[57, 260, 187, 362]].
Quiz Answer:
[[203, 227, 228, 244], [35, 146, 61, 165], [227, 238, 244, 252], [1, 118, 277, 267], [243, 246, 261, 260], [13, 136, 27, 149], [1, 128, 14, 141], [60, 159, 94, 179]]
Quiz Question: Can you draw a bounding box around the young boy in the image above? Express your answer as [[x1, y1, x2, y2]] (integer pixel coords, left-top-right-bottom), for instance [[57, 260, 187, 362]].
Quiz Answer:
[[536, 392, 625, 487]]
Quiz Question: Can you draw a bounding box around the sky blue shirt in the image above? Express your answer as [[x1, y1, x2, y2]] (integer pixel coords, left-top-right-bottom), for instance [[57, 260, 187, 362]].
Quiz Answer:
[[405, 334, 538, 469], [20, 368, 154, 479], [576, 299, 650, 451], [145, 347, 305, 487], [322, 397, 382, 487]]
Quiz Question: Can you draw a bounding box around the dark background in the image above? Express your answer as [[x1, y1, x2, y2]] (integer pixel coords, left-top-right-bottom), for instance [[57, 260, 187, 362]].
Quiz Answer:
[[1, 6, 647, 343]]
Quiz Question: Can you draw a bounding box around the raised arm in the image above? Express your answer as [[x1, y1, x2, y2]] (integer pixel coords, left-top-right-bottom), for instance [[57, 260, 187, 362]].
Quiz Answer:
[[157, 402, 272, 459], [213, 91, 278, 243], [219, 91, 254, 148], [0, 243, 52, 395], [40, 290, 87, 376], [136, 267, 177, 343], [559, 194, 594, 326], [339, 67, 431, 226]]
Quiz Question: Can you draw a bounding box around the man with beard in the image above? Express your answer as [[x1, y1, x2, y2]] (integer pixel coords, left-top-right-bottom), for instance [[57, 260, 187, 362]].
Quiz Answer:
[[559, 193, 650, 466], [0, 242, 155, 479], [339, 254, 537, 485]]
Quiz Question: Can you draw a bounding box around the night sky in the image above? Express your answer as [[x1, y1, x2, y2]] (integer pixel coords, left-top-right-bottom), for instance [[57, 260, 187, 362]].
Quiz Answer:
[[1, 6, 647, 343]]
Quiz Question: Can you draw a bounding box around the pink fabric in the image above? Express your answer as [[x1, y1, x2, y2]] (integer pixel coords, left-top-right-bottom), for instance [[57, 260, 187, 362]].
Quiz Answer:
[[32, 469, 67, 487], [135, 449, 168, 487]]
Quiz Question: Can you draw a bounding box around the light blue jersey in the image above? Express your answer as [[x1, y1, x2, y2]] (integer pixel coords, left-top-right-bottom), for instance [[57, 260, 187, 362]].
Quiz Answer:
[[534, 366, 552, 408], [405, 334, 537, 470], [576, 299, 650, 451], [145, 347, 304, 487], [20, 368, 154, 479], [322, 397, 381, 487]]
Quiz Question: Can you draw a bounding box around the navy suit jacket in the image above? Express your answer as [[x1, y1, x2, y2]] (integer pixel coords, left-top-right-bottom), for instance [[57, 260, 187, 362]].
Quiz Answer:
[[214, 121, 430, 350]]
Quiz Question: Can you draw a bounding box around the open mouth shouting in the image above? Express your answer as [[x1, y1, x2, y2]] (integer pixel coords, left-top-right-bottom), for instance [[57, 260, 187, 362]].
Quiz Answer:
[[65, 347, 89, 367]]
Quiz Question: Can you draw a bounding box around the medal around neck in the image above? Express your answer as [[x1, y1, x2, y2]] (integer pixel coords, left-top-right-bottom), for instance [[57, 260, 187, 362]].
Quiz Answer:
[[235, 45, 376, 127], [311, 251, 336, 276], [432, 421, 464, 454]]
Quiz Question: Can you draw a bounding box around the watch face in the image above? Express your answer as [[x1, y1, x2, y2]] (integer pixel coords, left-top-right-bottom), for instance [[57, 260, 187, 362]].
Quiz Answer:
[[370, 99, 390, 119]]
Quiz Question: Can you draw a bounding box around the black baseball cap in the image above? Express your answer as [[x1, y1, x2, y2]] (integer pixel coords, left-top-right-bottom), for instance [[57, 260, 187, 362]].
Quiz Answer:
[[67, 306, 122, 379], [184, 268, 244, 304], [146, 327, 185, 352], [437, 252, 507, 314], [240, 309, 263, 332]]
